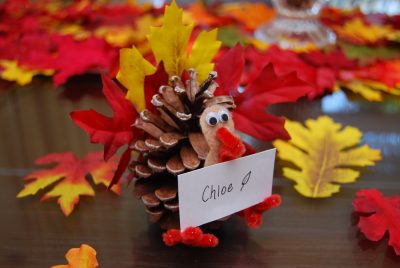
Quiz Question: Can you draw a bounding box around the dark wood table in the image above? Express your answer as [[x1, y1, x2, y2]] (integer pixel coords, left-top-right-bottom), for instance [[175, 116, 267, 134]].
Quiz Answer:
[[1, 76, 399, 268]]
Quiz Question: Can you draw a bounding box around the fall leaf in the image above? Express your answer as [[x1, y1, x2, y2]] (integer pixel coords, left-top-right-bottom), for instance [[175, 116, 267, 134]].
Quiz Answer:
[[71, 74, 138, 161], [243, 45, 336, 99], [187, 29, 221, 82], [340, 43, 400, 62], [221, 2, 275, 31], [116, 46, 156, 111], [147, 0, 193, 78], [218, 26, 246, 48], [273, 116, 381, 198], [188, 2, 232, 27], [340, 80, 384, 102], [0, 60, 54, 86], [339, 59, 400, 88], [300, 49, 358, 72], [147, 0, 221, 82], [353, 189, 400, 255], [95, 25, 136, 47], [51, 244, 99, 268], [215, 45, 313, 141], [53, 36, 118, 86], [17, 151, 120, 216], [333, 18, 395, 44]]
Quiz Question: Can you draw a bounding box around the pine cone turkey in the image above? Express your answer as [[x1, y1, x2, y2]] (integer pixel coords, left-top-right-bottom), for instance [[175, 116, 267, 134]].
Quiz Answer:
[[130, 68, 236, 230]]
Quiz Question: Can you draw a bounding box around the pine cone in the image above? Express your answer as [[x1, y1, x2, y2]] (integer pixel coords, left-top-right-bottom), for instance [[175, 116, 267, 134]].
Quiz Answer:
[[131, 69, 235, 230]]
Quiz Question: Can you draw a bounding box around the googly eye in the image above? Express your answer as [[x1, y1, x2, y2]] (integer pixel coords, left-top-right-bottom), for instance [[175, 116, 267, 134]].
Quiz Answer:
[[206, 112, 218, 126], [218, 109, 230, 123]]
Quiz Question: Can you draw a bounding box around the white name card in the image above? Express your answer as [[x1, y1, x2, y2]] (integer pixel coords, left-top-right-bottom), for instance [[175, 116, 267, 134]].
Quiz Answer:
[[178, 148, 276, 230]]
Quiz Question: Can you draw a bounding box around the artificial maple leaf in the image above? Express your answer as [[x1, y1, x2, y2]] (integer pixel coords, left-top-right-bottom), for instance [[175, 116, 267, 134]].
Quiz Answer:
[[17, 151, 120, 216], [339, 60, 400, 88], [353, 189, 400, 255], [187, 29, 222, 82], [94, 25, 136, 47], [221, 2, 275, 31], [53, 36, 118, 86], [147, 0, 221, 82], [147, 0, 193, 78], [116, 46, 156, 111], [340, 80, 384, 102], [144, 62, 169, 112], [71, 74, 138, 161], [215, 45, 313, 141], [0, 60, 53, 86], [51, 244, 99, 268], [340, 43, 400, 62], [244, 45, 336, 99], [273, 116, 381, 198], [300, 49, 357, 73], [333, 18, 395, 44], [188, 2, 232, 27]]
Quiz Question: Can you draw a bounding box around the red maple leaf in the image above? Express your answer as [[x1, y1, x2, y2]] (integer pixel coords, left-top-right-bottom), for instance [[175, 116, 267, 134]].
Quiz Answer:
[[144, 62, 169, 111], [300, 49, 358, 73], [215, 45, 313, 141], [53, 36, 118, 86], [244, 45, 336, 99], [353, 189, 400, 255], [71, 74, 138, 161]]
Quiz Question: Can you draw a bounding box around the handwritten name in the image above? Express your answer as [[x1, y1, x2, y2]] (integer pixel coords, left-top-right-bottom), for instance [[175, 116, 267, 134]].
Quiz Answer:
[[201, 171, 252, 202]]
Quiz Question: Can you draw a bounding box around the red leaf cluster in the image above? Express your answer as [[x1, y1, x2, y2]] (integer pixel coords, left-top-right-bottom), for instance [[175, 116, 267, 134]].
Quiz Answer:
[[353, 189, 400, 255], [238, 194, 281, 228], [215, 45, 314, 141], [0, 0, 144, 85], [163, 227, 219, 247]]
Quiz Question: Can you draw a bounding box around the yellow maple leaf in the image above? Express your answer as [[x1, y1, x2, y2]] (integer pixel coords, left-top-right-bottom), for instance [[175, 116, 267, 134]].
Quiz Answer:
[[147, 0, 221, 80], [0, 60, 54, 86], [334, 18, 395, 43], [116, 46, 156, 111], [95, 25, 136, 47], [51, 244, 99, 268], [186, 29, 221, 82], [341, 79, 400, 101], [273, 116, 381, 198], [147, 0, 194, 77], [117, 1, 220, 110]]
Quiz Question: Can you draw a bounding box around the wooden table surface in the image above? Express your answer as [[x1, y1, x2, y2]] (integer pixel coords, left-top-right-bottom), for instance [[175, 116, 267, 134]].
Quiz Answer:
[[1, 76, 399, 268]]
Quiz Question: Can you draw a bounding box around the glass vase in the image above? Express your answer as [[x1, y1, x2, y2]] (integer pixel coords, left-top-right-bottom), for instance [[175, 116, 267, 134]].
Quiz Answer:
[[255, 0, 336, 49]]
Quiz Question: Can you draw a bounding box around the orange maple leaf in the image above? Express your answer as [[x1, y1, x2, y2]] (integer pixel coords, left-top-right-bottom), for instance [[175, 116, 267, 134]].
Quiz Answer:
[[51, 244, 99, 268], [221, 2, 275, 31], [17, 151, 121, 216]]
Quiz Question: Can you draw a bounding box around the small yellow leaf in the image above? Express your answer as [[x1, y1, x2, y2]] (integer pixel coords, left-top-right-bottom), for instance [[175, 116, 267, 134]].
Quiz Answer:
[[186, 29, 221, 82], [341, 79, 400, 101], [116, 46, 156, 111], [0, 60, 54, 86], [341, 80, 383, 101], [273, 116, 381, 198], [148, 0, 193, 77]]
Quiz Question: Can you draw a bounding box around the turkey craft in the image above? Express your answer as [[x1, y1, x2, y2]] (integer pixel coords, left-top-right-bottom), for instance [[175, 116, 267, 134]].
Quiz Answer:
[[71, 1, 312, 247]]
